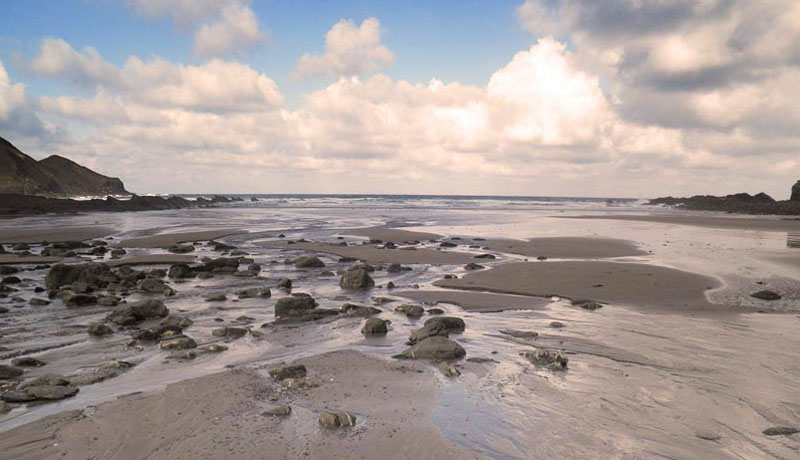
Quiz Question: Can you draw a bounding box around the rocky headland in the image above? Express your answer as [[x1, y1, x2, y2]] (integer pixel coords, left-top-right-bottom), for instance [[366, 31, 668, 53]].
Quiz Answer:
[[648, 180, 800, 215]]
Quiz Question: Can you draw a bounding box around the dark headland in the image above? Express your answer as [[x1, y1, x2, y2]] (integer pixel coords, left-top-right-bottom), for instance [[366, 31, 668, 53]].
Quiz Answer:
[[648, 180, 800, 215], [0, 137, 236, 215]]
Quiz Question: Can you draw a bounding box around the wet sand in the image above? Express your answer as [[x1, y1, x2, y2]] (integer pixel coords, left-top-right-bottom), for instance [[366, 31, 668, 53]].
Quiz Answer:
[[0, 350, 477, 460], [435, 261, 723, 311], [0, 255, 63, 265], [118, 229, 247, 248], [342, 225, 443, 242], [257, 240, 477, 265], [394, 290, 550, 312], [481, 236, 646, 259], [0, 226, 114, 244], [105, 254, 197, 266], [563, 214, 800, 232]]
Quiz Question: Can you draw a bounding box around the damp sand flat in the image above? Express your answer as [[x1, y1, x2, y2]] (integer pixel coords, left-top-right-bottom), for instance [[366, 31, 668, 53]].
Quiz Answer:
[[0, 350, 475, 460], [435, 261, 724, 311], [481, 236, 646, 259], [561, 214, 800, 232], [117, 229, 247, 248], [342, 225, 443, 243], [0, 226, 114, 244], [394, 290, 550, 312], [257, 240, 476, 265]]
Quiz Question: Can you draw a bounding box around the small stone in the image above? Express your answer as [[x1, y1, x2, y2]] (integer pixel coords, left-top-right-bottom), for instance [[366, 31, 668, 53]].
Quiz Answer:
[[263, 405, 292, 417], [524, 348, 568, 370], [395, 304, 425, 318], [212, 327, 248, 339], [160, 336, 197, 350], [319, 412, 356, 428], [295, 256, 326, 268], [0, 365, 24, 379], [464, 263, 484, 270], [751, 290, 782, 301], [205, 293, 227, 302], [29, 298, 50, 306], [572, 299, 603, 310], [339, 268, 374, 290], [549, 321, 566, 328], [762, 426, 799, 436], [11, 357, 46, 367], [269, 364, 307, 381]]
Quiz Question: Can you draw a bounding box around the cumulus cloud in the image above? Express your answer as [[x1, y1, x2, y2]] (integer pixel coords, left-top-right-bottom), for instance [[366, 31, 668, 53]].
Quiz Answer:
[[0, 58, 55, 142], [295, 18, 393, 78], [124, 0, 266, 57]]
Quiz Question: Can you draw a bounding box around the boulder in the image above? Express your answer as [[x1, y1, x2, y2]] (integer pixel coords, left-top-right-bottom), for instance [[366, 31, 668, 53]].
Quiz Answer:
[[160, 315, 193, 330], [22, 385, 79, 401], [524, 349, 568, 370], [387, 263, 412, 273], [341, 303, 381, 317], [201, 258, 240, 272], [408, 322, 449, 345], [268, 364, 306, 381], [45, 263, 116, 290], [427, 308, 445, 315], [212, 327, 248, 339], [424, 316, 465, 333], [65, 293, 98, 307], [277, 278, 292, 289], [166, 244, 194, 254], [2, 276, 21, 284], [395, 304, 425, 318], [137, 278, 175, 296], [763, 426, 799, 436], [395, 336, 466, 360], [339, 268, 374, 290], [87, 323, 114, 337], [294, 256, 326, 268], [464, 263, 484, 270], [274, 293, 318, 317], [361, 317, 388, 335], [29, 297, 50, 306], [11, 357, 46, 367], [106, 299, 169, 325], [205, 293, 227, 302], [0, 364, 24, 379], [318, 412, 356, 428], [751, 290, 781, 301], [168, 264, 195, 279], [572, 299, 603, 310]]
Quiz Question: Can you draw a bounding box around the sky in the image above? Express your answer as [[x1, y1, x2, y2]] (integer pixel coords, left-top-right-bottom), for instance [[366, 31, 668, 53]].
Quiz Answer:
[[0, 0, 799, 198]]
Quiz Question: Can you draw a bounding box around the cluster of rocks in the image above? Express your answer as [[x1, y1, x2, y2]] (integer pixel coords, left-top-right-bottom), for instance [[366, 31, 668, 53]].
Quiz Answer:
[[0, 372, 79, 404], [648, 180, 800, 215], [0, 193, 242, 216]]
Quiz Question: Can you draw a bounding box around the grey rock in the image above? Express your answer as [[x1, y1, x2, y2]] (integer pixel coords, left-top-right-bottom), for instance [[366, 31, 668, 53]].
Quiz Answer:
[[212, 327, 248, 339], [106, 299, 169, 325], [160, 336, 197, 350], [464, 263, 484, 270], [11, 357, 46, 367], [395, 336, 466, 360], [751, 290, 781, 301], [274, 293, 318, 317], [339, 268, 374, 290], [168, 264, 195, 279], [295, 256, 326, 268], [424, 316, 465, 333], [237, 287, 271, 299], [362, 317, 388, 335], [341, 303, 381, 317], [408, 322, 449, 345], [263, 405, 292, 417], [88, 323, 114, 337], [763, 426, 799, 436], [500, 329, 538, 339], [0, 365, 24, 379], [319, 412, 356, 428], [395, 304, 425, 318], [269, 364, 306, 381], [572, 299, 604, 310], [524, 349, 568, 370]]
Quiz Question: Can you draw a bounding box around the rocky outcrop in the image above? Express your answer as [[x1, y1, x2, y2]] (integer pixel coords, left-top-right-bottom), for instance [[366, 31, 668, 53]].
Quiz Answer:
[[649, 180, 800, 215]]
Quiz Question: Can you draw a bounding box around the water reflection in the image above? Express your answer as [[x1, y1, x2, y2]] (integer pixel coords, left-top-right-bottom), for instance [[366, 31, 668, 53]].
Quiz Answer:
[[788, 232, 800, 249]]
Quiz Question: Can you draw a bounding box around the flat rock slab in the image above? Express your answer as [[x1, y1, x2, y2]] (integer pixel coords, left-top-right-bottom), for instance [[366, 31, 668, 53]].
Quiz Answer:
[[435, 261, 723, 311], [481, 237, 646, 259], [105, 255, 196, 266], [394, 290, 549, 312], [117, 229, 246, 248], [257, 240, 475, 265], [0, 226, 114, 244]]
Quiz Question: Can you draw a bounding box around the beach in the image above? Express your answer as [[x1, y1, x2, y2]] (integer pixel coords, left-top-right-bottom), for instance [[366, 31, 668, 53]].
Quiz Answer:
[[1, 197, 799, 459]]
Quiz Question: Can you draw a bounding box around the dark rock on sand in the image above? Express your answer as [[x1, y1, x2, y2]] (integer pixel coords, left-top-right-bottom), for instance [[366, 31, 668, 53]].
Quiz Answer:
[[274, 293, 318, 317], [166, 244, 194, 254], [763, 426, 799, 436], [464, 263, 484, 270], [395, 336, 466, 360], [387, 263, 412, 273], [11, 357, 46, 367], [268, 364, 307, 381], [341, 303, 381, 317], [205, 293, 227, 302], [549, 321, 566, 328], [439, 242, 458, 248], [137, 278, 175, 296], [424, 316, 465, 333], [277, 278, 292, 289], [29, 297, 50, 306], [200, 257, 240, 272], [295, 256, 326, 268], [339, 268, 375, 290], [106, 299, 169, 325], [65, 293, 98, 307], [751, 290, 781, 301], [525, 349, 568, 370], [2, 276, 21, 284], [362, 317, 388, 335], [0, 365, 24, 379], [319, 412, 357, 428], [46, 263, 116, 290], [87, 323, 114, 337], [474, 254, 496, 259], [426, 308, 445, 315]]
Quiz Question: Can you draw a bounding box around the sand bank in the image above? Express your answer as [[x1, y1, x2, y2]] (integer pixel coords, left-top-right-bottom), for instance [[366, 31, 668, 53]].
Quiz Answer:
[[562, 214, 800, 232], [482, 236, 646, 259], [0, 226, 114, 244], [435, 261, 723, 311], [257, 240, 476, 265], [394, 289, 549, 312], [0, 350, 477, 460], [105, 254, 197, 266], [0, 255, 63, 264], [118, 229, 246, 248]]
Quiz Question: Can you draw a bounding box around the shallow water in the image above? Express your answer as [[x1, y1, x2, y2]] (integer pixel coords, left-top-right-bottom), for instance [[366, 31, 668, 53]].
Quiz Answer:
[[1, 199, 799, 458]]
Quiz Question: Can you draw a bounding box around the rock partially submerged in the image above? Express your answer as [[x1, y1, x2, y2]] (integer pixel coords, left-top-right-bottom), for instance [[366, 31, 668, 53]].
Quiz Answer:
[[294, 256, 326, 268], [0, 364, 24, 379], [341, 303, 381, 317], [1, 374, 78, 403], [762, 426, 799, 436], [751, 290, 781, 301], [88, 323, 114, 337], [106, 299, 169, 325], [361, 317, 388, 335], [395, 336, 466, 360], [524, 348, 568, 370], [572, 299, 603, 310], [274, 293, 318, 317], [339, 268, 374, 290]]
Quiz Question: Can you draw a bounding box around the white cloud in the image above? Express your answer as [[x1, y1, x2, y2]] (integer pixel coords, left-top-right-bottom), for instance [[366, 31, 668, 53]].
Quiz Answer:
[[26, 38, 121, 87], [124, 0, 265, 57], [295, 18, 393, 78], [0, 59, 26, 121]]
